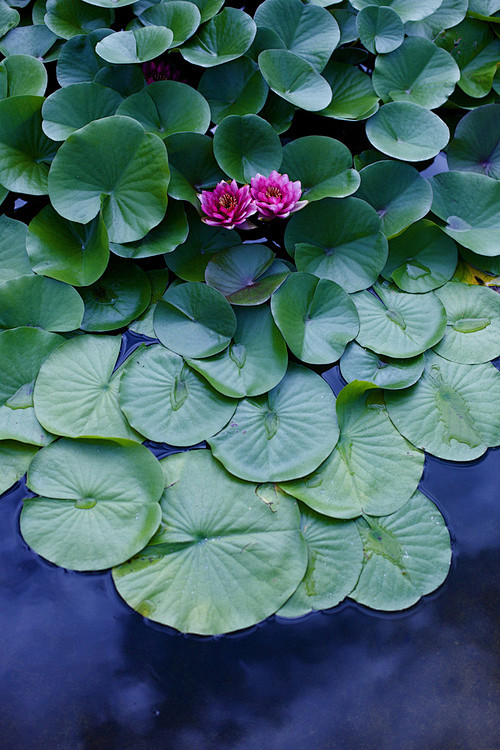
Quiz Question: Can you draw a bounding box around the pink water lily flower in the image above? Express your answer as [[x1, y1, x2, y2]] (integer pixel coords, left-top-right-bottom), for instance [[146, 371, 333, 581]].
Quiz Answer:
[[198, 180, 257, 230], [250, 171, 308, 219]]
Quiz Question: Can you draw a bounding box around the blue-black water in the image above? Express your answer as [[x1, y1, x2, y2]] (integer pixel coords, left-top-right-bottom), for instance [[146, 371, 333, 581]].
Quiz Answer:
[[1, 334, 498, 750]]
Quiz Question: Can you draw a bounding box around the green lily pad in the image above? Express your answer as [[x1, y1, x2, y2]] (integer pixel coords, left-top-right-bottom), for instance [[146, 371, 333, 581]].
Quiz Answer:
[[0, 54, 47, 99], [280, 136, 360, 202], [208, 363, 339, 482], [446, 104, 500, 179], [110, 199, 188, 259], [188, 0, 224, 22], [467, 0, 500, 20], [254, 0, 340, 72], [405, 0, 468, 40], [154, 281, 236, 358], [0, 441, 38, 496], [257, 92, 295, 135], [186, 304, 288, 398], [366, 102, 450, 161], [0, 1, 19, 38], [350, 0, 442, 23], [44, 0, 113, 39], [204, 244, 290, 305], [0, 215, 31, 283], [116, 81, 210, 139], [181, 8, 256, 67], [95, 26, 173, 64], [350, 491, 451, 610], [129, 269, 169, 338], [355, 161, 432, 239], [382, 220, 458, 292], [78, 257, 151, 332], [165, 132, 225, 206], [48, 115, 169, 243], [372, 36, 460, 108], [385, 351, 500, 460], [280, 382, 424, 519], [212, 114, 282, 184], [258, 50, 332, 111], [0, 275, 84, 331], [138, 0, 201, 46], [21, 438, 164, 571], [93, 63, 146, 97], [56, 29, 111, 86], [112, 449, 307, 635], [284, 198, 388, 293], [353, 283, 447, 358], [0, 23, 57, 59], [0, 95, 58, 195], [198, 57, 268, 124], [119, 344, 236, 445], [41, 82, 123, 141], [458, 247, 500, 276], [270, 272, 359, 365], [340, 342, 425, 390], [429, 171, 500, 257], [33, 335, 140, 442], [318, 61, 379, 121], [432, 282, 500, 364], [27, 205, 109, 287], [80, 0, 138, 6], [356, 6, 404, 54]]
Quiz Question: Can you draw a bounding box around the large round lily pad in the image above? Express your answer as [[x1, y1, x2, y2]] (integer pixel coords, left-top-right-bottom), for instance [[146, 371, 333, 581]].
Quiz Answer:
[[0, 214, 31, 283], [0, 275, 84, 331], [258, 49, 332, 111], [44, 0, 113, 40], [356, 5, 404, 55], [95, 26, 173, 64], [55, 29, 111, 87], [270, 272, 359, 365], [138, 0, 201, 46], [0, 441, 38, 496], [41, 82, 123, 141], [280, 382, 424, 519], [34, 335, 140, 442], [21, 438, 164, 571], [213, 114, 282, 184], [366, 102, 449, 161], [385, 351, 500, 461], [432, 282, 500, 364], [447, 104, 500, 180], [119, 344, 236, 446], [180, 8, 256, 67], [186, 304, 288, 398], [208, 363, 339, 482], [352, 282, 447, 358], [350, 491, 451, 611], [340, 342, 424, 390], [0, 54, 47, 99]]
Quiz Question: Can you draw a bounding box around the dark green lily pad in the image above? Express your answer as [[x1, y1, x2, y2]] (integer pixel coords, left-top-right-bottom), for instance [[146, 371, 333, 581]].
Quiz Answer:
[[198, 58, 268, 124], [166, 132, 225, 206], [110, 199, 188, 259], [41, 82, 123, 141], [181, 8, 256, 67], [0, 275, 84, 331], [0, 215, 31, 283], [213, 114, 283, 184]]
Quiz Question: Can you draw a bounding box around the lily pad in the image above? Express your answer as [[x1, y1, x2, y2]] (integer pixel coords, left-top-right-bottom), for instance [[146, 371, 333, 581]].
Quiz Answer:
[[0, 23, 57, 59], [280, 136, 360, 202], [0, 214, 32, 283], [356, 6, 404, 54], [258, 50, 332, 112], [0, 54, 47, 99], [129, 268, 169, 338], [318, 61, 379, 121], [48, 115, 169, 243], [41, 82, 123, 141], [95, 26, 173, 64], [166, 132, 225, 206], [0, 441, 38, 496], [27, 205, 109, 286], [110, 199, 188, 259], [180, 8, 256, 67], [44, 0, 113, 39], [350, 0, 442, 23], [385, 351, 500, 460], [55, 29, 112, 86], [119, 344, 236, 445], [204, 244, 290, 305], [93, 63, 146, 97], [21, 438, 164, 571], [366, 102, 450, 161], [208, 363, 339, 482], [405, 0, 468, 40], [116, 81, 210, 139], [0, 1, 19, 38], [212, 114, 283, 184], [112, 449, 307, 635], [198, 58, 268, 124], [355, 161, 433, 239], [446, 104, 500, 179], [382, 220, 458, 292], [340, 342, 425, 390], [186, 304, 288, 398], [270, 272, 359, 365], [284, 198, 388, 293], [138, 0, 201, 46], [34, 335, 140, 442], [0, 275, 84, 331], [432, 282, 500, 364], [350, 491, 451, 610], [280, 382, 424, 519], [154, 281, 236, 358]]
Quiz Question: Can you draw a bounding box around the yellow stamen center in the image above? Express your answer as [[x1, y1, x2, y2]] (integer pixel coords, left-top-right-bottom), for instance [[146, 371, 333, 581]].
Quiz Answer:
[[265, 186, 282, 199], [219, 194, 237, 209]]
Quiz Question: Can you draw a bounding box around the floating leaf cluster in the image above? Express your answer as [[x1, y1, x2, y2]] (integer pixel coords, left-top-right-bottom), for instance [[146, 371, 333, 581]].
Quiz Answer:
[[0, 0, 499, 636]]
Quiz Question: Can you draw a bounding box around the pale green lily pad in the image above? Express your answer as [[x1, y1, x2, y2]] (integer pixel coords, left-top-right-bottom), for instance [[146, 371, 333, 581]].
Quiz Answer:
[[280, 136, 360, 202], [213, 114, 282, 184], [0, 441, 38, 496], [405, 0, 468, 40], [208, 363, 339, 482], [44, 0, 113, 39], [41, 82, 123, 141], [432, 282, 500, 364], [353, 283, 447, 358], [95, 26, 173, 64], [181, 8, 256, 67], [447, 104, 500, 179], [0, 54, 47, 99], [33, 335, 140, 442], [350, 0, 442, 23], [112, 449, 307, 635], [138, 0, 201, 46], [366, 102, 449, 161], [110, 199, 188, 259], [385, 351, 500, 460], [166, 132, 225, 206], [356, 5, 404, 54], [382, 220, 458, 292], [429, 171, 500, 257], [129, 269, 169, 338], [280, 382, 424, 519], [284, 198, 388, 293], [154, 281, 236, 358], [0, 275, 84, 331], [258, 49, 332, 112], [204, 244, 290, 305], [350, 491, 451, 611], [21, 438, 164, 571], [198, 58, 268, 124], [355, 161, 433, 239], [270, 272, 359, 365], [0, 23, 57, 59], [340, 342, 425, 390], [119, 344, 236, 445], [186, 305, 288, 398], [0, 215, 32, 283], [318, 61, 379, 121], [27, 205, 109, 287]]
